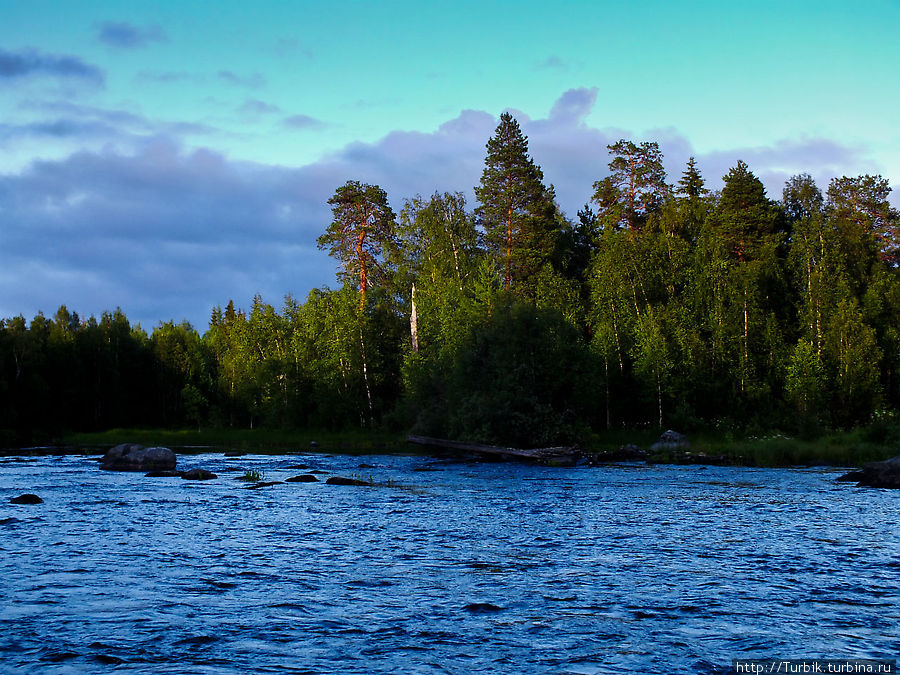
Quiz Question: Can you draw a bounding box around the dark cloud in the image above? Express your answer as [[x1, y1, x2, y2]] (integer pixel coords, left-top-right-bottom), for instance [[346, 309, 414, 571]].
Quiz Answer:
[[218, 70, 266, 89], [96, 21, 168, 49], [0, 139, 335, 329], [283, 114, 325, 130], [0, 48, 104, 86]]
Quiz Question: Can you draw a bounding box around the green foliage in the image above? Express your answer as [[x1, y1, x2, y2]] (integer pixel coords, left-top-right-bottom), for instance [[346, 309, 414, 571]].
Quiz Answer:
[[409, 301, 599, 447], [592, 139, 669, 231]]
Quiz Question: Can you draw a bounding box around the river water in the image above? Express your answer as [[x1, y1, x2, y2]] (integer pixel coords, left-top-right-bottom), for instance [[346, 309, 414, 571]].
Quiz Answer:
[[0, 453, 897, 673]]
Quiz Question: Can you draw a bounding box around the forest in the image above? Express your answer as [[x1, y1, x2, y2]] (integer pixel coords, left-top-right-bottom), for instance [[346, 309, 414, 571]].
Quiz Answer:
[[2, 113, 899, 447]]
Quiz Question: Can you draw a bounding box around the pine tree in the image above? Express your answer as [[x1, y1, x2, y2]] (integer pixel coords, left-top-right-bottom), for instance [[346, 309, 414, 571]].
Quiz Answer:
[[318, 180, 398, 309], [592, 140, 668, 231], [475, 112, 555, 293], [827, 174, 899, 266]]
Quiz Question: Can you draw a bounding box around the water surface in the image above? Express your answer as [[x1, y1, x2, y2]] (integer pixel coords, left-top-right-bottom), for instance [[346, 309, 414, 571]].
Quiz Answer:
[[1, 453, 897, 673]]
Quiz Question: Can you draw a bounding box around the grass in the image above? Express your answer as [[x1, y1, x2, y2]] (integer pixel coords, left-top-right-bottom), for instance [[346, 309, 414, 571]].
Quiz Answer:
[[237, 469, 265, 482], [584, 423, 900, 467]]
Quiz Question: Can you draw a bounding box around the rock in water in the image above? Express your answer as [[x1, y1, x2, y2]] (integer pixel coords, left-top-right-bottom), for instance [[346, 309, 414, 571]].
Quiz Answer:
[[838, 456, 900, 488], [10, 493, 43, 504], [325, 476, 370, 486], [100, 444, 176, 472], [463, 602, 503, 613], [181, 468, 217, 481], [285, 474, 319, 483]]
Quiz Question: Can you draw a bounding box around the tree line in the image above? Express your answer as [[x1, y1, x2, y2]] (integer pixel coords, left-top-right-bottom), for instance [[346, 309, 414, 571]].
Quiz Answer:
[[2, 112, 898, 446]]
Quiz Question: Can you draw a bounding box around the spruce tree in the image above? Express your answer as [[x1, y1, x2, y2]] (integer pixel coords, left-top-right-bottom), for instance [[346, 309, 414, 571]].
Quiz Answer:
[[677, 156, 707, 200], [475, 112, 555, 293]]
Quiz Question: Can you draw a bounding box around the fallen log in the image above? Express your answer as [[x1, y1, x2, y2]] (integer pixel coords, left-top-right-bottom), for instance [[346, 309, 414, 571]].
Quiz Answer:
[[406, 435, 579, 466]]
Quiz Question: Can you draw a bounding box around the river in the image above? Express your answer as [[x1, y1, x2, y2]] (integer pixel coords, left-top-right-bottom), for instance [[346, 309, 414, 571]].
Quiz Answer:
[[1, 453, 897, 673]]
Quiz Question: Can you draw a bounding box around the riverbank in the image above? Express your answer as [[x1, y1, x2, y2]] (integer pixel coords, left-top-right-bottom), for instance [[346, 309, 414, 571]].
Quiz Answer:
[[585, 425, 900, 467], [0, 421, 886, 467]]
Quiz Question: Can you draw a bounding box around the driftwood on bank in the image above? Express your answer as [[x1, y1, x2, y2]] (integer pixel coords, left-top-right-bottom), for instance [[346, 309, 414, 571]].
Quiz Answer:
[[406, 435, 579, 466]]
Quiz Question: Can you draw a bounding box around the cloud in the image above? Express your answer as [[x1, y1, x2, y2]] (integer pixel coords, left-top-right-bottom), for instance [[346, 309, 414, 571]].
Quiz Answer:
[[273, 37, 314, 60], [0, 139, 335, 329], [135, 70, 202, 85], [96, 21, 168, 49], [534, 55, 567, 71], [218, 70, 266, 89], [0, 48, 104, 86], [239, 99, 281, 116], [283, 114, 325, 130], [2, 99, 219, 144]]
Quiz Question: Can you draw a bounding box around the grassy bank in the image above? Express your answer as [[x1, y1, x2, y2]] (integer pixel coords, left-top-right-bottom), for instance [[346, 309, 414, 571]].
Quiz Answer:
[[584, 423, 900, 467]]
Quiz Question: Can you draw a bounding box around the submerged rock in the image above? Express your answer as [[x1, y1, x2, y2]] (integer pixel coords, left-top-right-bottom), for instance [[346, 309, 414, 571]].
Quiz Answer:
[[145, 470, 182, 478], [325, 476, 370, 486], [244, 481, 283, 489], [286, 474, 319, 483], [181, 468, 217, 481], [838, 456, 900, 488], [463, 602, 503, 613], [100, 444, 176, 472], [10, 493, 43, 504]]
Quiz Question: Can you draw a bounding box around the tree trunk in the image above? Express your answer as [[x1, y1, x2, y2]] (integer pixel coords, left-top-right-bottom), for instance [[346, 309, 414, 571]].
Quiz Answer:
[[604, 355, 611, 430], [410, 283, 419, 354], [359, 324, 374, 425]]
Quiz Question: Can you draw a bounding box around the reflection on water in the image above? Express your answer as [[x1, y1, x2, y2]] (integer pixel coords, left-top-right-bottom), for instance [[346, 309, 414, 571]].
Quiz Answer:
[[0, 454, 898, 673]]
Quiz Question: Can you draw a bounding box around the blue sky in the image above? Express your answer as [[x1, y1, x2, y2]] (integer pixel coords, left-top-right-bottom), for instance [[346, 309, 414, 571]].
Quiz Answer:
[[1, 0, 899, 330]]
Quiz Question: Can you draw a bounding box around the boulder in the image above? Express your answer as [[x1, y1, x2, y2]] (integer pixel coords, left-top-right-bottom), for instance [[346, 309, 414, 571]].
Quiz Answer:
[[101, 444, 176, 472], [286, 474, 319, 483], [10, 493, 43, 505], [650, 430, 690, 454], [838, 456, 900, 488], [181, 468, 217, 481]]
